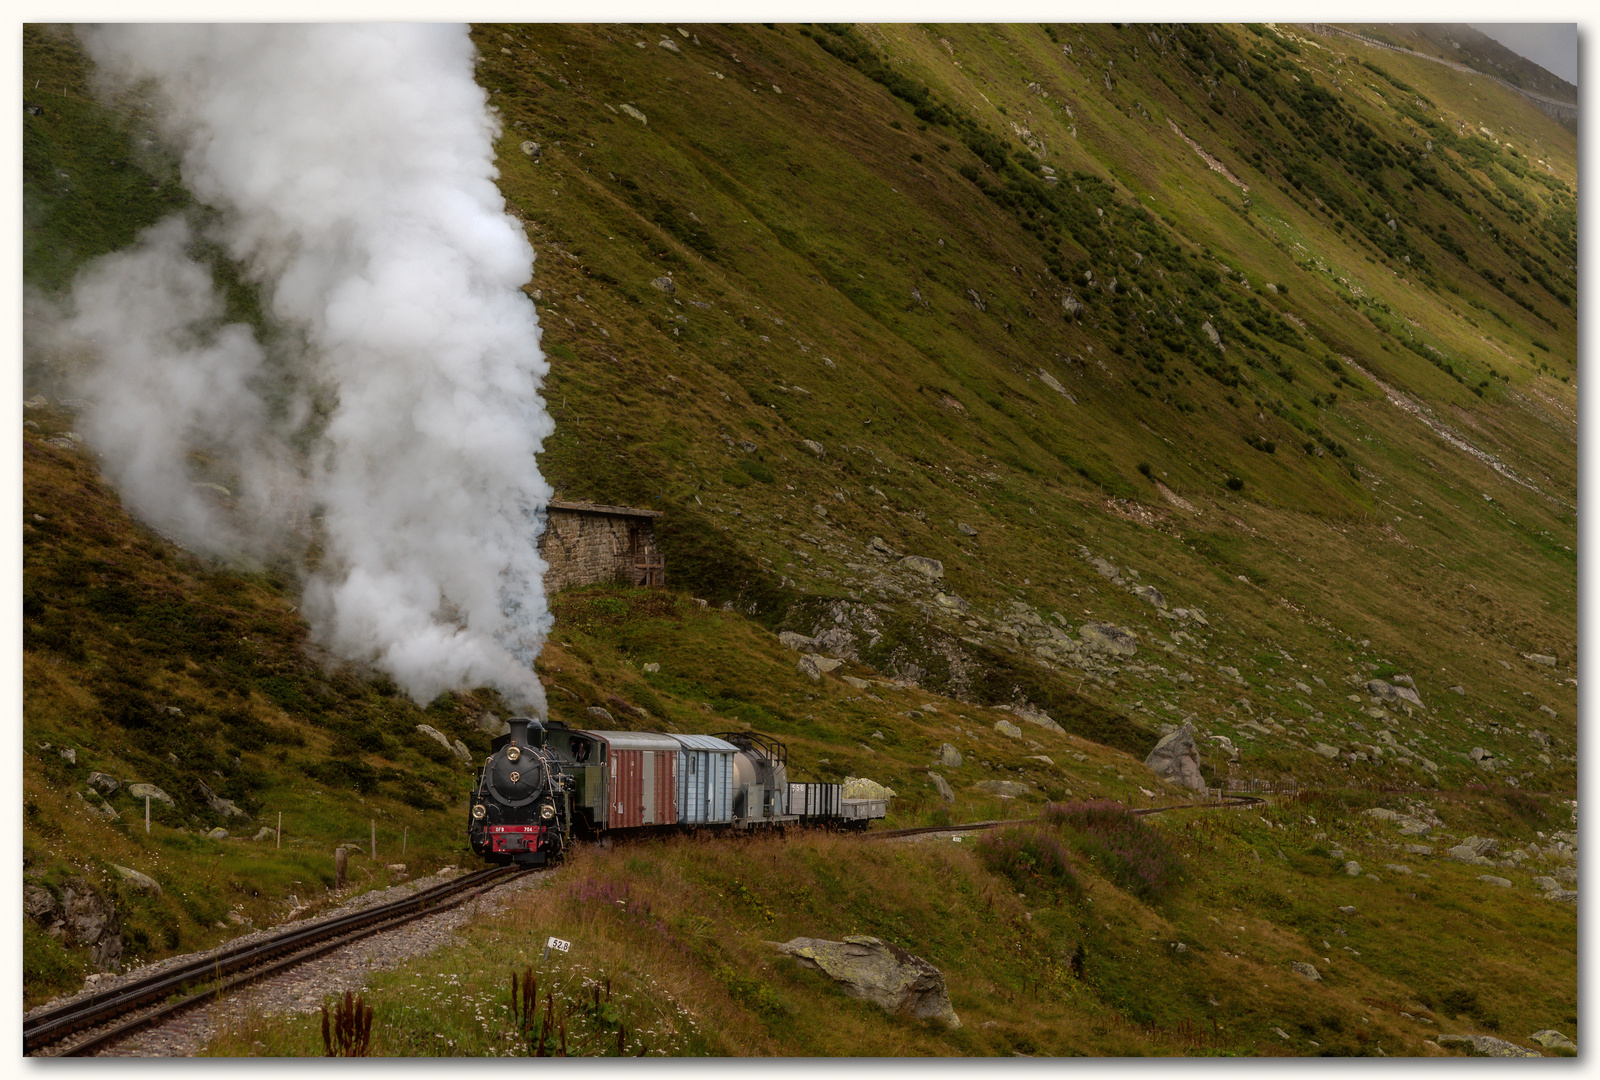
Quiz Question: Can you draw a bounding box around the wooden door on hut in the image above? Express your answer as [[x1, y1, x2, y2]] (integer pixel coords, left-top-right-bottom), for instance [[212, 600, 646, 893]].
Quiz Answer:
[[629, 524, 664, 587]]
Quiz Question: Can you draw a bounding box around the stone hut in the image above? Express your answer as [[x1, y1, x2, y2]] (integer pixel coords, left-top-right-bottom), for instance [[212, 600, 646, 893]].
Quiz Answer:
[[540, 500, 664, 593]]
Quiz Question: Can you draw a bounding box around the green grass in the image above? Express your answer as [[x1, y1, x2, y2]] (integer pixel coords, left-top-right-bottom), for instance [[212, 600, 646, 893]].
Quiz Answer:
[[21, 22, 1575, 1052]]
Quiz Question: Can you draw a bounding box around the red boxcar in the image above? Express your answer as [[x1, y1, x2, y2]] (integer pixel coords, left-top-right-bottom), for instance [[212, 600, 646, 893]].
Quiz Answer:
[[589, 731, 679, 829]]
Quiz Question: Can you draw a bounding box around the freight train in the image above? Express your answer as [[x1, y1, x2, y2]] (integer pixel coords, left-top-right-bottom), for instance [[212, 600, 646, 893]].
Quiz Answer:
[[467, 717, 889, 865]]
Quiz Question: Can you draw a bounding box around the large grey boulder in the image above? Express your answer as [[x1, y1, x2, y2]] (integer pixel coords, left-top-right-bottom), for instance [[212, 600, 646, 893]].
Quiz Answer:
[[927, 772, 954, 801], [415, 724, 458, 758], [1144, 723, 1204, 792], [1289, 961, 1321, 982], [937, 743, 963, 768], [842, 777, 895, 800], [112, 865, 162, 896], [87, 772, 120, 796], [994, 719, 1023, 740], [1435, 1034, 1541, 1057], [774, 935, 960, 1028], [900, 555, 944, 581], [778, 630, 815, 651], [1530, 1030, 1575, 1052], [1079, 622, 1138, 657]]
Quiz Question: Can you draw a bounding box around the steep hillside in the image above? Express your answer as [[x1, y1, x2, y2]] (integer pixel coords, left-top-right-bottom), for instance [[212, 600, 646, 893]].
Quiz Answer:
[[21, 23, 1576, 1052]]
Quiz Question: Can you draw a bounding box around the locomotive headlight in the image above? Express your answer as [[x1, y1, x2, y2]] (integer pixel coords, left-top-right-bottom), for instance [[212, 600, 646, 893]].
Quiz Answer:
[[540, 802, 556, 820], [472, 804, 486, 820], [506, 746, 521, 762]]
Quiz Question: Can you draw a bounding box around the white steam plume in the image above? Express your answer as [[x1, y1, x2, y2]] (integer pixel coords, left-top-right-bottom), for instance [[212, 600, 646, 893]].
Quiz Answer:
[[68, 24, 553, 714]]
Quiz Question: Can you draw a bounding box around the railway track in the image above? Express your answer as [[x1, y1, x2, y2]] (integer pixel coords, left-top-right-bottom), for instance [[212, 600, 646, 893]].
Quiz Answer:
[[23, 864, 531, 1057], [864, 793, 1270, 841]]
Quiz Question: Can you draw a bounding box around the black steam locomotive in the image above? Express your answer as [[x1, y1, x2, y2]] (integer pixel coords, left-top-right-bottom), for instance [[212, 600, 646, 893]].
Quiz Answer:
[[467, 717, 888, 865]]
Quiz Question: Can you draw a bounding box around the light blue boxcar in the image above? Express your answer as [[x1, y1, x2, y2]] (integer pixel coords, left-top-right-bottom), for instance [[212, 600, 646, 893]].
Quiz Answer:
[[671, 734, 737, 825]]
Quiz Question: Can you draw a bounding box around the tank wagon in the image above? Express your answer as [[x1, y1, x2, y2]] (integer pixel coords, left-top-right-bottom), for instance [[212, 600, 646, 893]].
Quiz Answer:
[[468, 717, 887, 865]]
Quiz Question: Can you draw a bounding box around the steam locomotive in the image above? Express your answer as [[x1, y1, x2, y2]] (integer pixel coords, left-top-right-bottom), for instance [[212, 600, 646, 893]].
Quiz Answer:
[[467, 717, 888, 865]]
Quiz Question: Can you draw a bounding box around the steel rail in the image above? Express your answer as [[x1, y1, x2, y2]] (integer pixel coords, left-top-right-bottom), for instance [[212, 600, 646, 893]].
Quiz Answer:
[[864, 794, 1270, 840], [24, 864, 521, 1056]]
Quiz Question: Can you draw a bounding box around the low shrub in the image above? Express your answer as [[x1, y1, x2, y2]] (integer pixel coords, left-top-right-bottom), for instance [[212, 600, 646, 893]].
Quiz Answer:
[[1045, 800, 1184, 902], [976, 824, 1081, 897]]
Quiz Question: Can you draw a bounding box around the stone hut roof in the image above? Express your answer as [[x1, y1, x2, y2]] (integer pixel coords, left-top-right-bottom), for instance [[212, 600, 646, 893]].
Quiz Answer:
[[546, 500, 663, 519]]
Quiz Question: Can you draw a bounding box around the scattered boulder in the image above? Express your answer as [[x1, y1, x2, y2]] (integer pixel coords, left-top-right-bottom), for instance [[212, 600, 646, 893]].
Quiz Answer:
[[112, 865, 162, 896], [994, 720, 1023, 740], [1090, 557, 1122, 582], [928, 772, 954, 801], [1144, 723, 1204, 792], [127, 783, 174, 808], [1079, 622, 1138, 657], [1201, 320, 1221, 348], [1132, 584, 1166, 609], [1477, 875, 1512, 888], [60, 747, 77, 765], [797, 654, 843, 682], [195, 780, 248, 818], [586, 707, 614, 724], [416, 724, 458, 757], [1289, 961, 1321, 982], [1435, 1034, 1541, 1058], [253, 827, 277, 842], [519, 139, 541, 158], [842, 675, 871, 690], [207, 827, 230, 840], [87, 772, 120, 796], [938, 743, 963, 768], [452, 739, 472, 763], [867, 536, 900, 558], [1343, 861, 1362, 876], [1529, 1030, 1575, 1052], [957, 522, 978, 536], [778, 631, 815, 652], [1313, 743, 1341, 760], [842, 777, 896, 800], [800, 439, 825, 458], [1367, 679, 1425, 710], [1363, 807, 1399, 821], [773, 935, 960, 1028], [998, 702, 1066, 735], [1216, 665, 1244, 684], [618, 103, 647, 124], [974, 779, 1031, 798], [900, 555, 944, 581], [1523, 653, 1557, 667]]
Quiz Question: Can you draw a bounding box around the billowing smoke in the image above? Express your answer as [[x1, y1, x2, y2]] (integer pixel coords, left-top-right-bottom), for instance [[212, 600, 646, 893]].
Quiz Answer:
[[63, 24, 553, 714]]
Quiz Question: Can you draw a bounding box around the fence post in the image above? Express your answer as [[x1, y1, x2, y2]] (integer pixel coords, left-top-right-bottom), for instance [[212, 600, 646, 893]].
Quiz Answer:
[[370, 819, 376, 861], [402, 826, 408, 857], [335, 846, 348, 889], [277, 811, 282, 849], [145, 796, 150, 834]]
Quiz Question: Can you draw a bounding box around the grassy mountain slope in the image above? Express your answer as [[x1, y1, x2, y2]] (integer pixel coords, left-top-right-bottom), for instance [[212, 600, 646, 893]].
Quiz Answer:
[[21, 23, 1576, 1053]]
